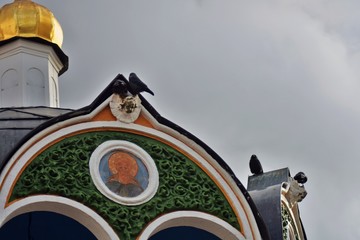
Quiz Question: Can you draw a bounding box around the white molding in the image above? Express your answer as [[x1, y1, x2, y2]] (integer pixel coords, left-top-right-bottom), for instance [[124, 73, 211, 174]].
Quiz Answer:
[[0, 195, 119, 240], [139, 211, 245, 240], [0, 39, 63, 72]]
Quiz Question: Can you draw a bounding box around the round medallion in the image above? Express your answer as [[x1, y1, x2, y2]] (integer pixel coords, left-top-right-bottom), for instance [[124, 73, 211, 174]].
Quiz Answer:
[[109, 94, 142, 123], [90, 140, 158, 205]]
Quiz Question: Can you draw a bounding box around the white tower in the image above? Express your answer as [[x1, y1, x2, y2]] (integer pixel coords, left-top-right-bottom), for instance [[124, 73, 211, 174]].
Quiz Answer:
[[0, 0, 68, 108]]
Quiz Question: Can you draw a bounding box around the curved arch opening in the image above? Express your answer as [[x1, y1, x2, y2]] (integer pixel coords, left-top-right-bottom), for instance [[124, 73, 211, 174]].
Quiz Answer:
[[149, 226, 221, 240], [139, 211, 244, 240], [0, 196, 119, 240], [0, 211, 96, 240]]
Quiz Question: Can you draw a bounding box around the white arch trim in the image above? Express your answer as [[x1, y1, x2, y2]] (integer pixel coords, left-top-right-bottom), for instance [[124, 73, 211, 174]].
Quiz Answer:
[[139, 211, 245, 240], [0, 195, 119, 240]]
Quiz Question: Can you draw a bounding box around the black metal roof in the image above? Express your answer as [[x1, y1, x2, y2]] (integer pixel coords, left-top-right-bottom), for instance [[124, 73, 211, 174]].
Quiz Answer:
[[247, 168, 307, 240], [0, 107, 73, 169], [0, 107, 72, 121]]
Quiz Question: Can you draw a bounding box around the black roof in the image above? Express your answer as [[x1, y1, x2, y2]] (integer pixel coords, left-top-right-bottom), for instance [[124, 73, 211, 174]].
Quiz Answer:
[[0, 107, 73, 169]]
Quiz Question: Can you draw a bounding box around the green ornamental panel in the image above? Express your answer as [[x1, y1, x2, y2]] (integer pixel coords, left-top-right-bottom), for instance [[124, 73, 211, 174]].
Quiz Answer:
[[10, 131, 240, 239], [281, 203, 300, 240]]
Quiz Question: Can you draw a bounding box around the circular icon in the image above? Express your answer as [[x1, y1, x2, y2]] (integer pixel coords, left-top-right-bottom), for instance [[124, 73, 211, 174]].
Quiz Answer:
[[100, 151, 148, 197], [90, 141, 158, 205]]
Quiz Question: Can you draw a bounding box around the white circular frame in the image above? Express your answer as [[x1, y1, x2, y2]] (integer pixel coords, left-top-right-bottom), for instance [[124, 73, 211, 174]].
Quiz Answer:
[[89, 140, 159, 206]]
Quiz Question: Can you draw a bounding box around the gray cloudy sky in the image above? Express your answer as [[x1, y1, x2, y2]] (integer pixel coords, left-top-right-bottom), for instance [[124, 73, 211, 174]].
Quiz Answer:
[[9, 0, 360, 238]]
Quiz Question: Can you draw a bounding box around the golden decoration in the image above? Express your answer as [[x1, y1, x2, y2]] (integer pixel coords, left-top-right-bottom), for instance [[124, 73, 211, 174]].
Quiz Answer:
[[0, 0, 63, 47]]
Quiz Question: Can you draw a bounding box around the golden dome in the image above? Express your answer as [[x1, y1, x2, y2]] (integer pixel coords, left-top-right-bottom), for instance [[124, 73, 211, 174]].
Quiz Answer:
[[0, 0, 63, 47]]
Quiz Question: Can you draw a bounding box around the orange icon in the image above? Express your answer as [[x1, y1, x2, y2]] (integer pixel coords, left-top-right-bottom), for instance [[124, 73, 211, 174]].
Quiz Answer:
[[107, 151, 141, 188]]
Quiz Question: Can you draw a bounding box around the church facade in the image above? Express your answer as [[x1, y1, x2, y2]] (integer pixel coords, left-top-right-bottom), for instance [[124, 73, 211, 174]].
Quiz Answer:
[[0, 1, 307, 239]]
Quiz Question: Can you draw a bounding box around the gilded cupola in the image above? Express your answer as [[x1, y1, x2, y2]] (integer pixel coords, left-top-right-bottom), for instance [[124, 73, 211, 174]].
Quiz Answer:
[[0, 0, 63, 48]]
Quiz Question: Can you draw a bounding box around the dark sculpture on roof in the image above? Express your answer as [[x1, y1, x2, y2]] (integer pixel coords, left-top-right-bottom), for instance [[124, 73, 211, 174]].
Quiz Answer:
[[112, 73, 154, 99], [294, 171, 308, 184], [110, 73, 154, 123], [112, 77, 129, 99], [128, 72, 154, 96], [249, 154, 263, 175]]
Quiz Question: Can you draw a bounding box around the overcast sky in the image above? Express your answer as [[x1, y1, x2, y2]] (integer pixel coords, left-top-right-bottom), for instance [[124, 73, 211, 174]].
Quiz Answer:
[[6, 0, 360, 238]]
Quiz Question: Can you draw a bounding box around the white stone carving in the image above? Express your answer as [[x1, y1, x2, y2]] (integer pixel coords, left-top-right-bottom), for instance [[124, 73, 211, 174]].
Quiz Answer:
[[109, 94, 142, 123], [282, 179, 307, 208]]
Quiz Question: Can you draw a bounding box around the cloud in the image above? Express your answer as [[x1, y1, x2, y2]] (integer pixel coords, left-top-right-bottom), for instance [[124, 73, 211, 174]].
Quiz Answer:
[[36, 0, 360, 238]]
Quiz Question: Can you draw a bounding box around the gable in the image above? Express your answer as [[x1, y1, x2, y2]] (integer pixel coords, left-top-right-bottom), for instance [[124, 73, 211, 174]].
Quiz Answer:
[[0, 74, 267, 239]]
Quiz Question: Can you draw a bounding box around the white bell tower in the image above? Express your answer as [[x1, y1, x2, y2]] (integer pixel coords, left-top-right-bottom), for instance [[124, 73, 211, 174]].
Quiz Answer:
[[0, 39, 66, 107], [0, 0, 68, 108]]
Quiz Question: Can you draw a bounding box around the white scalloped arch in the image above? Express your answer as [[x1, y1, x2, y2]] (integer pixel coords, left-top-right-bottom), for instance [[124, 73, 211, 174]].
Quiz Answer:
[[0, 196, 119, 240], [139, 211, 245, 240]]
